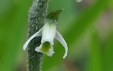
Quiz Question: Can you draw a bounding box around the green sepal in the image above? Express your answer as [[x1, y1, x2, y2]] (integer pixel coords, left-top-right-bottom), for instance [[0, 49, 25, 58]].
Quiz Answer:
[[46, 9, 63, 22]]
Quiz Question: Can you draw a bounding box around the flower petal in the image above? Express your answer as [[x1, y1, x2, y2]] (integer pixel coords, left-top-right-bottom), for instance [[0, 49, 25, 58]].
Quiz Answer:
[[47, 46, 55, 56], [35, 43, 55, 57], [23, 28, 43, 51], [41, 23, 56, 45], [35, 44, 42, 52], [55, 31, 68, 59]]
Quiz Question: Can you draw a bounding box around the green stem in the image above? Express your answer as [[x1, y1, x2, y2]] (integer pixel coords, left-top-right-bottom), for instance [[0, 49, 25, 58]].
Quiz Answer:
[[28, 0, 49, 71]]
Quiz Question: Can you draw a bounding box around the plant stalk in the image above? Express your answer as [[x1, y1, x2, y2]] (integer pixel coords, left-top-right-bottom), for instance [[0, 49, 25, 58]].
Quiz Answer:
[[28, 0, 49, 71]]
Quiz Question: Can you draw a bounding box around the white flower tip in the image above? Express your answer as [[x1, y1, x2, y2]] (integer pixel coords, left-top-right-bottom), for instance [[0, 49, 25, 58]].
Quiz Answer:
[[63, 56, 66, 59], [63, 54, 67, 59], [47, 52, 55, 57], [76, 0, 82, 2], [55, 31, 68, 59], [35, 46, 41, 52], [46, 46, 55, 57], [23, 43, 28, 51], [62, 9, 64, 11], [63, 46, 68, 59]]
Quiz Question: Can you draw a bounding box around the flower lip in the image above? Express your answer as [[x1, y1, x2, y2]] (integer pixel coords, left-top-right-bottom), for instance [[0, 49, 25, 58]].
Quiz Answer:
[[41, 41, 51, 53], [35, 41, 55, 57], [41, 39, 54, 45]]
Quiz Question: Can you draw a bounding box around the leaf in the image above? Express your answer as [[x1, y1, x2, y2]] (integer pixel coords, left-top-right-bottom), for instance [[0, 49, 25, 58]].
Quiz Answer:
[[103, 32, 113, 71], [46, 10, 63, 22], [86, 31, 102, 71]]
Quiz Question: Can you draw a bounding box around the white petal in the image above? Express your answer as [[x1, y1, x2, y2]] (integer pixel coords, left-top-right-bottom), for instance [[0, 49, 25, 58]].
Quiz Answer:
[[41, 23, 56, 45], [35, 44, 42, 52], [23, 28, 43, 51], [35, 44, 55, 57], [47, 46, 55, 56], [55, 31, 68, 59]]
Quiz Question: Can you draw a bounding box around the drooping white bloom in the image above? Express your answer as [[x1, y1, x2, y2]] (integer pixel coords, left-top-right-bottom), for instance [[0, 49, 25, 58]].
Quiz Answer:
[[23, 22, 68, 59], [76, 0, 82, 2]]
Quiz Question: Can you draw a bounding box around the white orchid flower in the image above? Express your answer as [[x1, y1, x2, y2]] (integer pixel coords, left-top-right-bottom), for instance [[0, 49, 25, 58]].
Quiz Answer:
[[23, 22, 68, 59]]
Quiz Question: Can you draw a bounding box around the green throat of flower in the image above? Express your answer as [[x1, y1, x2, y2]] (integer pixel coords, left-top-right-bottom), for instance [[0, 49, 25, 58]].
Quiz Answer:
[[41, 42, 51, 53]]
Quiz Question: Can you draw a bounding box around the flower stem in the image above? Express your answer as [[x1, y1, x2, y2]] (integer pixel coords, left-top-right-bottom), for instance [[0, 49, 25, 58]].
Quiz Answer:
[[28, 0, 49, 71]]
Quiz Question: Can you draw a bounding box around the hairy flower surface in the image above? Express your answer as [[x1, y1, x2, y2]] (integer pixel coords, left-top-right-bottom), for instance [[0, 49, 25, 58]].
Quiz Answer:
[[23, 22, 68, 59]]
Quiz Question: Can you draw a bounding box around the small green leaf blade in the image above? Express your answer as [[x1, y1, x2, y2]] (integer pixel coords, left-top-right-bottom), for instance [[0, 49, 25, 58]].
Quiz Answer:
[[46, 10, 63, 22]]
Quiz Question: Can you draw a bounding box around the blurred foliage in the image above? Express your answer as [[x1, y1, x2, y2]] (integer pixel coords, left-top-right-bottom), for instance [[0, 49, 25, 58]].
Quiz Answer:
[[0, 0, 32, 71], [0, 0, 113, 71]]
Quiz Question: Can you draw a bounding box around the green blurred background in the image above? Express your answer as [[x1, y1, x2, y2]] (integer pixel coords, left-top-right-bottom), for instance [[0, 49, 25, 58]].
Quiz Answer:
[[0, 0, 113, 71]]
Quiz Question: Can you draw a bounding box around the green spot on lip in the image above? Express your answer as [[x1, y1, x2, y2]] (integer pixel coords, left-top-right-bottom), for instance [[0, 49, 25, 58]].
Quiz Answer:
[[41, 42, 51, 53]]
